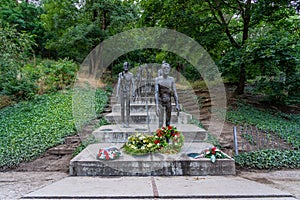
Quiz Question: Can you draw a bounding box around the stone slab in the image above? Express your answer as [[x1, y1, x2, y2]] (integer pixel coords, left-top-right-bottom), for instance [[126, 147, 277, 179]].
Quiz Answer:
[[92, 124, 207, 143], [69, 142, 235, 176], [23, 176, 295, 199], [105, 111, 192, 124], [112, 103, 180, 113]]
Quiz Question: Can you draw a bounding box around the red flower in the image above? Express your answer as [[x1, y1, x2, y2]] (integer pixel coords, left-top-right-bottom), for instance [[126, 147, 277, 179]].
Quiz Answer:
[[104, 151, 110, 160], [154, 140, 160, 144], [168, 125, 172, 130], [211, 147, 217, 154]]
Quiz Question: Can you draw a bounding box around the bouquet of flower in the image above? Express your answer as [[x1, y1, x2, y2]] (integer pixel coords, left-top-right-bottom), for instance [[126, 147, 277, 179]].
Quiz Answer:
[[203, 146, 228, 163], [96, 147, 121, 161], [187, 146, 228, 163]]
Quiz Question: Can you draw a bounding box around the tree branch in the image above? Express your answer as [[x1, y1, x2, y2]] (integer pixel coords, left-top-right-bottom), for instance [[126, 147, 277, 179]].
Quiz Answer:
[[212, 0, 241, 48]]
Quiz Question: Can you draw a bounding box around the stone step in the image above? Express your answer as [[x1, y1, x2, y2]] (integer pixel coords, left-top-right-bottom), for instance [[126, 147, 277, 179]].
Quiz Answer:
[[64, 136, 81, 144], [47, 146, 75, 155], [112, 103, 179, 113], [181, 100, 199, 108], [69, 142, 235, 176], [105, 112, 192, 125], [92, 124, 207, 143]]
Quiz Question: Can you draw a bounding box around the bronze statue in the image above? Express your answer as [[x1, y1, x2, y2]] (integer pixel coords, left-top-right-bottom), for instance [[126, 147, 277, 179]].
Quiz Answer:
[[155, 62, 180, 128], [116, 62, 135, 128]]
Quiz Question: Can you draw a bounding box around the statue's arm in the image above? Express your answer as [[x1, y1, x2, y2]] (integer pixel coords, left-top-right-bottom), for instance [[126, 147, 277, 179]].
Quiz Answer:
[[172, 78, 180, 110], [116, 73, 121, 97], [155, 78, 160, 114], [131, 73, 136, 97]]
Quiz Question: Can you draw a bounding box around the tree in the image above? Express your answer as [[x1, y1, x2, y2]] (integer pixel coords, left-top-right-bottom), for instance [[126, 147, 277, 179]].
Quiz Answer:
[[41, 0, 139, 62], [0, 25, 35, 99], [0, 0, 48, 57], [139, 0, 299, 95]]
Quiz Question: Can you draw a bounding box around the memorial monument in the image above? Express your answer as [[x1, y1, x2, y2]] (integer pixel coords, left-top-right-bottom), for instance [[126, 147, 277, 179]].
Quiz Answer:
[[155, 62, 180, 128], [116, 62, 135, 128]]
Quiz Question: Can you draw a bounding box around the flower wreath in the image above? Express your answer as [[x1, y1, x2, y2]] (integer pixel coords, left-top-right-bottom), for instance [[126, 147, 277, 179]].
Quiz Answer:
[[122, 126, 184, 155], [122, 133, 158, 155], [154, 126, 184, 154]]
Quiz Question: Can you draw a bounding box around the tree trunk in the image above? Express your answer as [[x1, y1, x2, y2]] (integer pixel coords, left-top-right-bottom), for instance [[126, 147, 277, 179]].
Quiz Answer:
[[235, 0, 251, 95], [235, 63, 246, 95]]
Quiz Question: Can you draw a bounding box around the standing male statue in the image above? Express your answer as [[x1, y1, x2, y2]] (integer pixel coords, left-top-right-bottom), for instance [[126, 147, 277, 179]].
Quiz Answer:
[[155, 62, 180, 128], [116, 62, 135, 128]]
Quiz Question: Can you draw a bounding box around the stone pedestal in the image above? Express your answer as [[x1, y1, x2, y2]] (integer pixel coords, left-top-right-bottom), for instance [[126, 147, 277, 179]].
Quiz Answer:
[[70, 143, 235, 176]]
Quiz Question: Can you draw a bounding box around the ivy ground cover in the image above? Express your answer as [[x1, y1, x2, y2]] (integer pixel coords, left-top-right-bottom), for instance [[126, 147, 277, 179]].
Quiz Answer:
[[0, 89, 108, 170]]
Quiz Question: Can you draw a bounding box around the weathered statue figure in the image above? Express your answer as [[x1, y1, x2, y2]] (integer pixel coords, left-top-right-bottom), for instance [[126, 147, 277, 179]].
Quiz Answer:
[[157, 60, 166, 77], [116, 62, 135, 128], [155, 62, 180, 128]]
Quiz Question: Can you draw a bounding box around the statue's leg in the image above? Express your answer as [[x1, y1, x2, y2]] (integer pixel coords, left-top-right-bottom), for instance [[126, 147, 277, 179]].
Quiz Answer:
[[125, 96, 130, 127], [120, 94, 125, 126], [165, 102, 171, 127], [158, 103, 164, 128]]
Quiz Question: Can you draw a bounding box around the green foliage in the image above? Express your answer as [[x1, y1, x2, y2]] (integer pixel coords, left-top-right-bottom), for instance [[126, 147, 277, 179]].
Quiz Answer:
[[235, 149, 300, 169], [1, 57, 78, 101], [31, 59, 79, 94], [0, 92, 74, 170], [73, 87, 109, 131], [227, 102, 300, 148], [182, 65, 202, 82], [0, 89, 109, 170], [0, 25, 35, 99], [241, 133, 256, 146], [0, 1, 48, 56], [41, 0, 139, 62]]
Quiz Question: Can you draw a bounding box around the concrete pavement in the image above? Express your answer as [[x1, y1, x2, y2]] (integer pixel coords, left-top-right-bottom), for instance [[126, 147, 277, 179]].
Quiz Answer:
[[23, 175, 297, 199]]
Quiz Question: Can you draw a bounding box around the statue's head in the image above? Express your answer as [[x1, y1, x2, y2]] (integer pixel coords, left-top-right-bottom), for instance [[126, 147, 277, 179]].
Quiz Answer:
[[161, 62, 170, 76], [123, 62, 130, 72]]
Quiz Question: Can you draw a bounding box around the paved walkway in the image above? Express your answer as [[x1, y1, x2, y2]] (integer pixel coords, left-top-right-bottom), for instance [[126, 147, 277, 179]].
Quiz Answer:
[[1, 170, 300, 200], [22, 176, 296, 199]]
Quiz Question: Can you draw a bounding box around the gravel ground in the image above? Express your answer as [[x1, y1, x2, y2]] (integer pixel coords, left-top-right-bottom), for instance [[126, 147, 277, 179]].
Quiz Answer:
[[0, 170, 299, 200]]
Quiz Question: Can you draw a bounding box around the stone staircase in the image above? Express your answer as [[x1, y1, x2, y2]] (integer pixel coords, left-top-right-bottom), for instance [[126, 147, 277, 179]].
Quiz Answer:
[[70, 85, 235, 176]]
